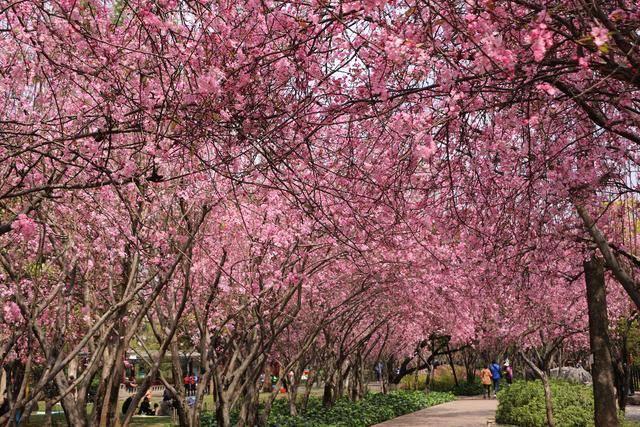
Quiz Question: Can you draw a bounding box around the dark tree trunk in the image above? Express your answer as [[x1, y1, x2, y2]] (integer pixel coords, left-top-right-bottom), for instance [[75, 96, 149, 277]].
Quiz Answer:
[[301, 371, 315, 412], [238, 376, 259, 427], [584, 257, 619, 426], [462, 347, 477, 384], [322, 371, 334, 408], [446, 343, 459, 387], [215, 395, 231, 427], [44, 400, 53, 427]]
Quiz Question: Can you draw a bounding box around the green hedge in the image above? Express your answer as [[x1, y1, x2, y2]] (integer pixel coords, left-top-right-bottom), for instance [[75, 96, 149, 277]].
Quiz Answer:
[[450, 381, 484, 396], [201, 390, 454, 426], [496, 380, 594, 427], [401, 372, 483, 396]]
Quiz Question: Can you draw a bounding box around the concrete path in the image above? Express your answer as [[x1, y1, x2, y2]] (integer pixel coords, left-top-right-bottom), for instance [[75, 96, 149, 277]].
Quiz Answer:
[[374, 397, 498, 427]]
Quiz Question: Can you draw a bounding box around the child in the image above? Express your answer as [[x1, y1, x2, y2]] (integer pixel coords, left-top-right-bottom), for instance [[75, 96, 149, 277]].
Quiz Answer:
[[480, 365, 493, 399], [503, 359, 513, 384]]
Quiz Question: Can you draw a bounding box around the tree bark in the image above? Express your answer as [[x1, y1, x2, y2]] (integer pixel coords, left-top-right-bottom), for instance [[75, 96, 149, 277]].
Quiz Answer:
[[540, 374, 555, 427], [584, 257, 619, 426], [44, 400, 53, 427], [301, 370, 315, 412], [322, 375, 334, 407], [520, 350, 555, 427], [238, 374, 259, 427], [215, 391, 231, 427], [446, 342, 459, 387]]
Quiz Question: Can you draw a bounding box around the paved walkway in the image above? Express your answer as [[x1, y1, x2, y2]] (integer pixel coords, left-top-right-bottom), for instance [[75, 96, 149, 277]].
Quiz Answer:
[[374, 397, 498, 427]]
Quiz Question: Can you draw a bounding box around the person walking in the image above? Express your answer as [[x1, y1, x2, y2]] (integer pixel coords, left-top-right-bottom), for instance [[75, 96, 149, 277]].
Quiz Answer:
[[489, 360, 502, 397], [480, 364, 493, 399], [503, 359, 513, 385], [374, 362, 383, 382]]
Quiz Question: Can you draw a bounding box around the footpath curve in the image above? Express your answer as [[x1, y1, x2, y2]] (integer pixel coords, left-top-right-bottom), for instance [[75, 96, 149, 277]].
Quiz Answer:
[[373, 396, 498, 427]]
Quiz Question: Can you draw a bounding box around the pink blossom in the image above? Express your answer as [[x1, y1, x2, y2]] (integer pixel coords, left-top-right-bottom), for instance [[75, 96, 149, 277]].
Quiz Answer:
[[536, 82, 558, 96], [591, 26, 609, 47], [3, 302, 21, 324], [11, 214, 36, 239], [609, 9, 627, 21], [578, 57, 589, 69], [527, 23, 553, 61]]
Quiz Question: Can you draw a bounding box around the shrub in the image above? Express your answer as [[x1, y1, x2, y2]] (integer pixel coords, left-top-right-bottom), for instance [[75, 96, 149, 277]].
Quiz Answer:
[[450, 381, 484, 396], [430, 365, 468, 393], [400, 373, 427, 390], [401, 366, 479, 395], [496, 380, 594, 427], [201, 390, 455, 426], [267, 390, 455, 427]]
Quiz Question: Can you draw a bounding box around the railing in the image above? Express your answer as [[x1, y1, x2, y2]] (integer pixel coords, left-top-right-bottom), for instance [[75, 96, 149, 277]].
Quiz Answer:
[[631, 365, 640, 393], [119, 383, 166, 396], [118, 383, 209, 397]]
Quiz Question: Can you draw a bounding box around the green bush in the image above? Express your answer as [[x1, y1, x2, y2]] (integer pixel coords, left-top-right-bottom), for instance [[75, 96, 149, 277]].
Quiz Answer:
[[429, 366, 468, 393], [201, 391, 455, 426], [496, 380, 594, 427], [401, 368, 481, 396], [450, 381, 484, 396], [267, 390, 454, 427], [401, 373, 427, 390]]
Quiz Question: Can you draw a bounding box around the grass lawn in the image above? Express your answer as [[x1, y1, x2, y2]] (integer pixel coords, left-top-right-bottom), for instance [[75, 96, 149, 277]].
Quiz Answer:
[[25, 413, 172, 427], [23, 387, 326, 426]]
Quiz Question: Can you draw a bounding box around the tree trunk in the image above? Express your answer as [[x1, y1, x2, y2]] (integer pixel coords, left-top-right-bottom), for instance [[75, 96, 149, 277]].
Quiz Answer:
[[188, 410, 201, 427], [215, 396, 231, 427], [520, 351, 555, 427], [214, 371, 232, 427], [540, 373, 555, 427], [44, 400, 53, 427], [614, 325, 631, 411], [426, 363, 435, 392], [289, 383, 299, 416], [322, 377, 333, 407], [462, 347, 478, 384], [54, 369, 89, 427], [301, 371, 315, 412], [357, 358, 368, 398], [262, 366, 272, 393], [584, 257, 619, 426], [446, 343, 459, 387], [238, 374, 259, 427]]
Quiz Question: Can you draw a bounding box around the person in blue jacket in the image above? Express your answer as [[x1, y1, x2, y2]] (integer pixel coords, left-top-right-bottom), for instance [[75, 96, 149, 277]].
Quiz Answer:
[[489, 360, 502, 396]]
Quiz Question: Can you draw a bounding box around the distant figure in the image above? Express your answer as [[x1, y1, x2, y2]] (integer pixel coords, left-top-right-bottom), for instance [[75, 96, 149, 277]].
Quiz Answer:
[[374, 362, 383, 381], [503, 359, 513, 384], [480, 365, 493, 399], [183, 375, 190, 394], [127, 375, 137, 393], [153, 403, 160, 415], [139, 395, 154, 415], [489, 360, 502, 396], [189, 375, 196, 394], [122, 396, 133, 415]]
